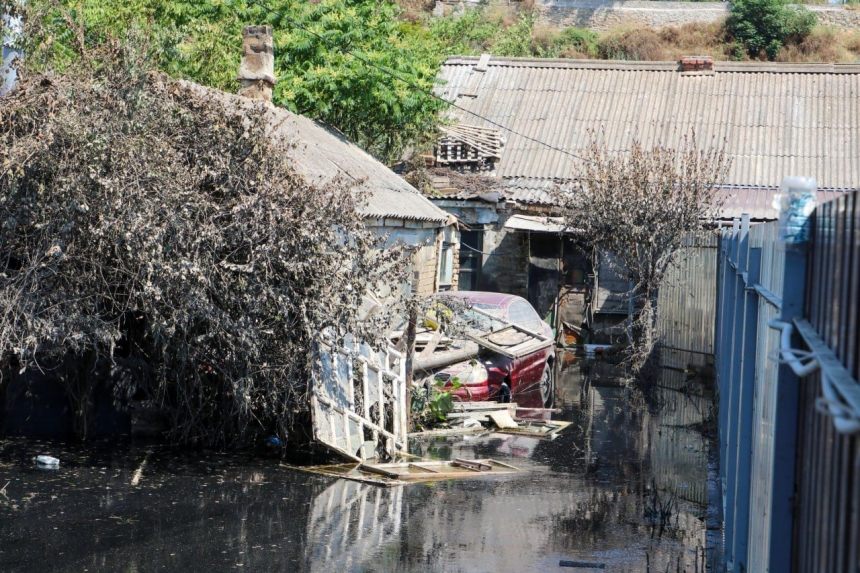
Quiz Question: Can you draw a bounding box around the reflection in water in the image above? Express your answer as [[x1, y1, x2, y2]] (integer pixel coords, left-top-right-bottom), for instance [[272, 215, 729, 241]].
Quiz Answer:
[[0, 352, 712, 572]]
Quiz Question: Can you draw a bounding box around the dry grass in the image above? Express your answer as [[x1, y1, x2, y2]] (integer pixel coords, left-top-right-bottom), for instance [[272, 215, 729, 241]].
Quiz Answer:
[[657, 22, 735, 60], [776, 28, 845, 62], [593, 22, 858, 63], [396, 0, 437, 23], [597, 23, 732, 62], [598, 27, 667, 61]]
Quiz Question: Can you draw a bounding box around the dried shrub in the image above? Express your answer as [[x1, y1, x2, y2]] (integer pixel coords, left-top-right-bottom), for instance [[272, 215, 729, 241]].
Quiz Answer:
[[845, 30, 860, 55], [0, 47, 409, 448], [776, 27, 847, 62], [556, 132, 730, 375], [598, 27, 666, 61], [657, 22, 736, 61]]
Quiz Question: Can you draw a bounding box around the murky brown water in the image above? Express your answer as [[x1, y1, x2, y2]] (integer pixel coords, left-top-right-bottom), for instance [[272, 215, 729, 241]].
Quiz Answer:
[[0, 353, 713, 572]]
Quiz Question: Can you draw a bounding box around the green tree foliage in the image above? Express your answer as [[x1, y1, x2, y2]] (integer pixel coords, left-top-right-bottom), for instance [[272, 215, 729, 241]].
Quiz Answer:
[[23, 0, 445, 163], [726, 0, 817, 60], [428, 7, 598, 59]]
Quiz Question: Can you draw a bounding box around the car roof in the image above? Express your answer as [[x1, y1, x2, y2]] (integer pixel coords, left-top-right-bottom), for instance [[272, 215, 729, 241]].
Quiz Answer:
[[436, 291, 522, 308]]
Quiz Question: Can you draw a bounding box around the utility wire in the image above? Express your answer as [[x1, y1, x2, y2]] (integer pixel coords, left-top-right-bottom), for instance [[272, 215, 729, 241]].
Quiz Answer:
[[243, 0, 595, 165]]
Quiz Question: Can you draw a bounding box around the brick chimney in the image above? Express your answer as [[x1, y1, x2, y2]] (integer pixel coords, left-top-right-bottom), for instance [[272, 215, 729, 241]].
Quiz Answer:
[[680, 56, 714, 72], [238, 25, 276, 102]]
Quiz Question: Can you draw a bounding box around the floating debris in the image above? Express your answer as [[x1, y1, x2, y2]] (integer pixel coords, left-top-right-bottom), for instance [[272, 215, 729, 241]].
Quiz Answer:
[[33, 455, 59, 469]]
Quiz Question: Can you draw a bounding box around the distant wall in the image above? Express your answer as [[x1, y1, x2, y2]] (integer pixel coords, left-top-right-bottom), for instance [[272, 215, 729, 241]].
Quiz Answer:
[[537, 1, 860, 32]]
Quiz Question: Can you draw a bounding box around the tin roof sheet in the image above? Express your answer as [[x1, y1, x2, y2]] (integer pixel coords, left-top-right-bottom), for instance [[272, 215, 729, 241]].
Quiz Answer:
[[438, 57, 860, 193], [183, 81, 448, 224]]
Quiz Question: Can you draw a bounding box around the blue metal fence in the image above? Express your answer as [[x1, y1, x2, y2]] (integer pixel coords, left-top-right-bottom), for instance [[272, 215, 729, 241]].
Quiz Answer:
[[716, 191, 860, 572]]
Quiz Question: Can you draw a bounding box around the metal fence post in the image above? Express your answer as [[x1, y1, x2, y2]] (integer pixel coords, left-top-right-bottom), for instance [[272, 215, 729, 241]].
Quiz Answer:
[[730, 216, 760, 571], [724, 215, 749, 562], [767, 240, 808, 571]]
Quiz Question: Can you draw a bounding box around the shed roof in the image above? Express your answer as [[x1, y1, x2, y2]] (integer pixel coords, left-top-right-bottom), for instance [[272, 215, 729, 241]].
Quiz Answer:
[[438, 57, 860, 195], [183, 81, 448, 224]]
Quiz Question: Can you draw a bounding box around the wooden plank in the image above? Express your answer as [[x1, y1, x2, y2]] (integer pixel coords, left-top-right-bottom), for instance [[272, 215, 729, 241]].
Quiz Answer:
[[417, 330, 445, 359], [407, 426, 486, 438], [487, 459, 521, 471], [488, 410, 519, 429], [410, 463, 439, 473], [452, 401, 520, 411], [452, 458, 493, 472], [360, 464, 402, 480], [315, 394, 402, 447]]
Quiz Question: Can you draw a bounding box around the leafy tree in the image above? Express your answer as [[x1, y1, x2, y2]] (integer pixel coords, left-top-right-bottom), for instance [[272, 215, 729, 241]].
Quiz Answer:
[[727, 0, 817, 60], [22, 0, 445, 163]]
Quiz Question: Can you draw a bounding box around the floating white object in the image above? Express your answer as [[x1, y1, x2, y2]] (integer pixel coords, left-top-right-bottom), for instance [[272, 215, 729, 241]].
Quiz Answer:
[[774, 176, 818, 243], [33, 455, 59, 469]]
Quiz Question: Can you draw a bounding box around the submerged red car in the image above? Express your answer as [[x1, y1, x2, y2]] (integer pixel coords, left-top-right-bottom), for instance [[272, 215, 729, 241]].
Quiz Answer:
[[414, 291, 556, 408]]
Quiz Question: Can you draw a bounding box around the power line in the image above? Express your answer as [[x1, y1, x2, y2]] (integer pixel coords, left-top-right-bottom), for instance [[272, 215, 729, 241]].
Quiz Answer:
[[243, 0, 595, 165]]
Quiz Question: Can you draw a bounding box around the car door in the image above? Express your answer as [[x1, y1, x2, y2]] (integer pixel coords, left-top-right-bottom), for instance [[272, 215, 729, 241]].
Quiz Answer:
[[506, 299, 549, 394]]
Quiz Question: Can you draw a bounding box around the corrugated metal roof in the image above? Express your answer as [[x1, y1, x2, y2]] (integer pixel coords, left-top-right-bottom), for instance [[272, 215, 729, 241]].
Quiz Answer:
[[717, 186, 852, 221], [182, 81, 448, 224], [503, 214, 566, 233], [438, 57, 860, 192]]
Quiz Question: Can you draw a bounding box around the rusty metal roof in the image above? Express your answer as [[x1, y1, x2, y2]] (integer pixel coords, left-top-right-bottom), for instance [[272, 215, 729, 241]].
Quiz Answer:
[[438, 57, 860, 192], [183, 81, 448, 224]]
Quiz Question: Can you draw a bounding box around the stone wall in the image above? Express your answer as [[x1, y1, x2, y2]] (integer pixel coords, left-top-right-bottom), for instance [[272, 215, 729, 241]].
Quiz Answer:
[[536, 0, 860, 32]]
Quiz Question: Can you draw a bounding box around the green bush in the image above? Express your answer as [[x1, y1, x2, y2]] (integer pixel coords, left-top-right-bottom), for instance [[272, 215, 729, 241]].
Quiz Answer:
[[727, 0, 818, 60]]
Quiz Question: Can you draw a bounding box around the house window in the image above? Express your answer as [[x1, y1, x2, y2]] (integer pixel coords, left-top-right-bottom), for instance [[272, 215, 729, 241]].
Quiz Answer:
[[458, 230, 483, 291], [438, 242, 455, 288]]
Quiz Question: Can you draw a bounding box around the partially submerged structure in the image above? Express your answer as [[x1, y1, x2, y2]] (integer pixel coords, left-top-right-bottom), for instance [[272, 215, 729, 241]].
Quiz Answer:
[[233, 26, 456, 298], [0, 26, 454, 453], [427, 55, 860, 346]]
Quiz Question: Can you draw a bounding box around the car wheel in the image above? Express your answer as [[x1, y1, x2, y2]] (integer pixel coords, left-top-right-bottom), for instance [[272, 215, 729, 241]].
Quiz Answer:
[[539, 362, 554, 408]]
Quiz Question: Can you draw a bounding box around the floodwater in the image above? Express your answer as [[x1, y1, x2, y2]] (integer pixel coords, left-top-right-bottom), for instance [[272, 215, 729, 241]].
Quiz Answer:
[[0, 352, 714, 572]]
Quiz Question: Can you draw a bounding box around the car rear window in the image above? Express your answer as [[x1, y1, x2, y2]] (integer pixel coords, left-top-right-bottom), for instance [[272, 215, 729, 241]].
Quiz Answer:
[[507, 300, 543, 333]]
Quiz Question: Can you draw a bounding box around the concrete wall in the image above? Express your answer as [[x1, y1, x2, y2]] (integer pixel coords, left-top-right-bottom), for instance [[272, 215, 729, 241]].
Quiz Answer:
[[370, 222, 450, 296], [537, 0, 860, 32]]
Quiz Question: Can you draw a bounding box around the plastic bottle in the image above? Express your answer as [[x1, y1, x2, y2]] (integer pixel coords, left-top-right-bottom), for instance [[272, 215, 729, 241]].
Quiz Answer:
[[774, 176, 817, 243]]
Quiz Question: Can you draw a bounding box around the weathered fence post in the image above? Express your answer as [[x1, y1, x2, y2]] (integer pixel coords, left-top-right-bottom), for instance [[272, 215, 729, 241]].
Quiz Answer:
[[729, 214, 759, 570], [766, 236, 808, 570]]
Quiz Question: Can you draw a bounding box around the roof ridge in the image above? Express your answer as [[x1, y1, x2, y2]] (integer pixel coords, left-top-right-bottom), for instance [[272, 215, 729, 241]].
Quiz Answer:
[[444, 56, 860, 74]]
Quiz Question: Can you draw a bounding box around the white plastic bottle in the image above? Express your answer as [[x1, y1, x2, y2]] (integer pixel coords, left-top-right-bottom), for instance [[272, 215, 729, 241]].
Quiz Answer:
[[775, 176, 817, 244]]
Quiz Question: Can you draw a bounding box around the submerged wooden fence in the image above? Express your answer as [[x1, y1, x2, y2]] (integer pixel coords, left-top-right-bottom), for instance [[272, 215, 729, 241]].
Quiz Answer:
[[657, 234, 719, 370], [715, 190, 860, 573]]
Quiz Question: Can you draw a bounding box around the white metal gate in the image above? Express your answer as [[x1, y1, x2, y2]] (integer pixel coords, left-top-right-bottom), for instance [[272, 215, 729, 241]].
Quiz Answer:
[[310, 336, 407, 461]]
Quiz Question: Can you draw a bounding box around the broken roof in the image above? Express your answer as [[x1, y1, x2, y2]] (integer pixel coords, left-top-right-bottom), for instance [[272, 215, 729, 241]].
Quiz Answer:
[[182, 80, 449, 224], [438, 56, 860, 200]]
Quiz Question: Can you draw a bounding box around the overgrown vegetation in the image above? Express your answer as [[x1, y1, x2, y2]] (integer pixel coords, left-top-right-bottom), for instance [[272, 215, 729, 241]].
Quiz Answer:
[[726, 0, 818, 59], [21, 0, 446, 163], [427, 2, 858, 63], [0, 41, 409, 447], [555, 132, 729, 374], [411, 378, 461, 429]]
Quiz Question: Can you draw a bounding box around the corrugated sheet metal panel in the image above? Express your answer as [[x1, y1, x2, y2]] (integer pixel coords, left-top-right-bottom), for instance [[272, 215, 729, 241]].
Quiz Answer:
[[439, 57, 860, 189], [184, 81, 448, 223], [718, 187, 852, 221], [657, 234, 718, 368]]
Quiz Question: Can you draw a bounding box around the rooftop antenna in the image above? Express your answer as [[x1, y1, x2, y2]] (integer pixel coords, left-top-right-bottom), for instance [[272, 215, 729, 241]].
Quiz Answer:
[[1, 1, 24, 96]]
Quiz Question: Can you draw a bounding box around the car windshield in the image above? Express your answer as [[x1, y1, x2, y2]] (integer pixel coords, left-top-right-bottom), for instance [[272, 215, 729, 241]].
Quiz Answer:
[[459, 302, 506, 332]]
